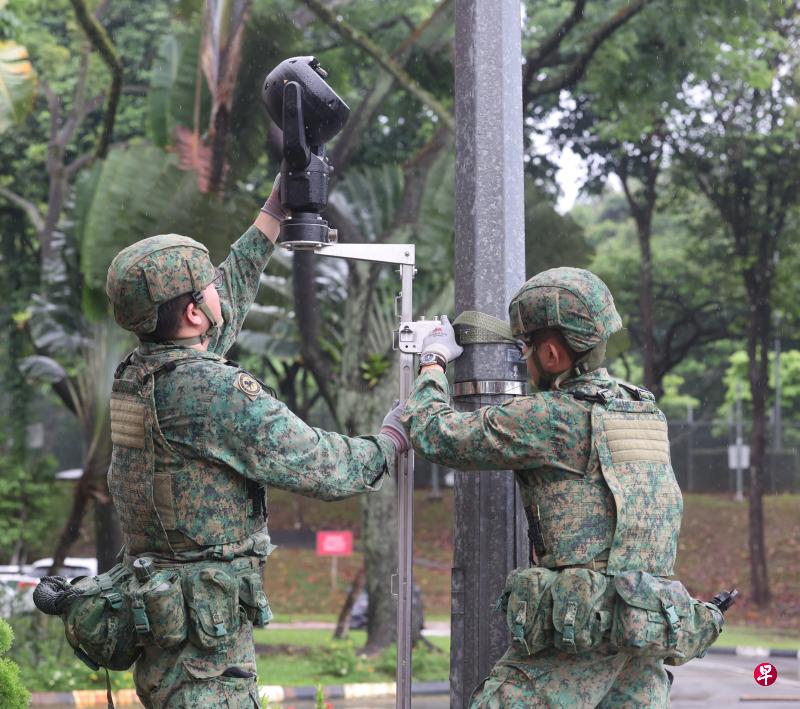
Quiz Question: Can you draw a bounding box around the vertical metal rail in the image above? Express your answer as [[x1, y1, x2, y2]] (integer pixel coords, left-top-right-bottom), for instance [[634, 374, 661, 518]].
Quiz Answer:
[[396, 262, 415, 709], [282, 242, 416, 709]]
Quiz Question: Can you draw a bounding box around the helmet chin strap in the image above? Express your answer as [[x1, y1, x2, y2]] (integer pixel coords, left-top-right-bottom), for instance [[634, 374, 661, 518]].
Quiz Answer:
[[170, 290, 220, 347]]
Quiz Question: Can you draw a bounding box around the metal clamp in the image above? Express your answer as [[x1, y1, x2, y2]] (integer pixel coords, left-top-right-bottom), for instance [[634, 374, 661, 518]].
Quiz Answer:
[[452, 380, 528, 397]]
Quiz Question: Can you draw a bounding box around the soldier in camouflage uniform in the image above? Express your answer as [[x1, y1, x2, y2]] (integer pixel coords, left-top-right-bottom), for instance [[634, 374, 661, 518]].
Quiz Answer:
[[402, 268, 722, 708], [104, 181, 409, 708]]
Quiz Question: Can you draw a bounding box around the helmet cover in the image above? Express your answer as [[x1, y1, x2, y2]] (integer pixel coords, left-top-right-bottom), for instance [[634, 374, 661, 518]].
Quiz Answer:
[[106, 235, 215, 335], [508, 267, 622, 352]]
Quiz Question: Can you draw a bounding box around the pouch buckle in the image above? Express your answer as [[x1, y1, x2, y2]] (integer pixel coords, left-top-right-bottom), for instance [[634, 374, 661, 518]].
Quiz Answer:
[[132, 599, 151, 634]]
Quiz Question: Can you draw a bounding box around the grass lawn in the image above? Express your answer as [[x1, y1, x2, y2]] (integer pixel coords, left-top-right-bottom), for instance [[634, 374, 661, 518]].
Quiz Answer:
[[253, 628, 450, 686], [715, 625, 800, 650]]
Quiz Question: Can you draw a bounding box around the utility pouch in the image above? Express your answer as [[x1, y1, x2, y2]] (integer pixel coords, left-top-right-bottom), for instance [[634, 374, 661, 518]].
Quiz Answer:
[[183, 565, 240, 651], [63, 563, 140, 671], [131, 570, 187, 649], [551, 569, 612, 654], [498, 567, 558, 656], [611, 570, 722, 662], [663, 599, 724, 666], [234, 561, 273, 627]]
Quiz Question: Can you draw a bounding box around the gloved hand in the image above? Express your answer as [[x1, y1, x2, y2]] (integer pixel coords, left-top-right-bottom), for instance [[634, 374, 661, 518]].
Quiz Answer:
[[380, 400, 410, 454], [260, 174, 289, 222], [422, 315, 463, 362]]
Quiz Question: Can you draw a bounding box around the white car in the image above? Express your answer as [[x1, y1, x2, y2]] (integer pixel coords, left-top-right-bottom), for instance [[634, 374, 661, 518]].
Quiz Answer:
[[0, 565, 42, 616], [30, 556, 98, 579], [0, 557, 98, 617]]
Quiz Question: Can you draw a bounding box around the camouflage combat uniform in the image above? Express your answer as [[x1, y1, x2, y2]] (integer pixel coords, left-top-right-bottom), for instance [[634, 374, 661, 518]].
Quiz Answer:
[[403, 367, 677, 707], [402, 268, 715, 708], [106, 226, 395, 708]]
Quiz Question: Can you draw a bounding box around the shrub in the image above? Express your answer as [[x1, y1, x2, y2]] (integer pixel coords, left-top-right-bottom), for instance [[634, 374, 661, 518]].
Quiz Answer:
[[0, 618, 30, 709]]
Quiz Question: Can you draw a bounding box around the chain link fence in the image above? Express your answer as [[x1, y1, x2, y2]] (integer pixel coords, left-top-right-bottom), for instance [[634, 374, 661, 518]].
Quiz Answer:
[[669, 419, 800, 493]]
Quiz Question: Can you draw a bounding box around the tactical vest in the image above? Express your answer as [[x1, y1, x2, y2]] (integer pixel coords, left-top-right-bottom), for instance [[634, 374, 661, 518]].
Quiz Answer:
[[521, 382, 682, 576], [108, 348, 267, 558]]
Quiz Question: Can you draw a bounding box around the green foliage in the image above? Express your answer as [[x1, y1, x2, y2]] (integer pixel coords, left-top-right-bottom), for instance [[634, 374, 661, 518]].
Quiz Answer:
[[718, 350, 800, 442], [525, 180, 592, 276], [147, 33, 184, 148], [0, 618, 29, 709], [360, 353, 391, 389], [312, 638, 359, 677], [658, 374, 700, 421], [0, 618, 11, 654], [74, 141, 258, 314], [0, 450, 63, 557], [7, 613, 133, 693], [315, 683, 326, 709], [373, 642, 450, 682], [0, 40, 36, 132], [571, 186, 741, 404]]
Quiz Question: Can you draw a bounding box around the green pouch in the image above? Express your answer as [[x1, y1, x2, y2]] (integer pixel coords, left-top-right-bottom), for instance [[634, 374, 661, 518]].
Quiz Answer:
[[664, 600, 724, 666], [63, 563, 141, 671], [551, 569, 612, 654], [131, 570, 187, 649], [183, 566, 240, 651], [611, 571, 721, 661], [498, 567, 558, 656], [236, 565, 273, 627]]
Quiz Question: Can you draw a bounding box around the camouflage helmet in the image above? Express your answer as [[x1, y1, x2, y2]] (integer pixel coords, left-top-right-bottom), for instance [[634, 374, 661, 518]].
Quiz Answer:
[[106, 235, 215, 335], [508, 267, 622, 352]]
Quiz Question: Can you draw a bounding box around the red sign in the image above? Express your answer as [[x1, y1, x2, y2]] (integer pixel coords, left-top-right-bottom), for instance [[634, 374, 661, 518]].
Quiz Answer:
[[753, 662, 778, 687], [316, 530, 353, 557]]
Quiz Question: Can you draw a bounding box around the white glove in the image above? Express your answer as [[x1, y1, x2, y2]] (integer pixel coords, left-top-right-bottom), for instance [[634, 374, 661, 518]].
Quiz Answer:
[[421, 315, 463, 362]]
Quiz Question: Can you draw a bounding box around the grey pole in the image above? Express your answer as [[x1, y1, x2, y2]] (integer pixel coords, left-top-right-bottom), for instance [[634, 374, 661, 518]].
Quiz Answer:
[[452, 0, 527, 706]]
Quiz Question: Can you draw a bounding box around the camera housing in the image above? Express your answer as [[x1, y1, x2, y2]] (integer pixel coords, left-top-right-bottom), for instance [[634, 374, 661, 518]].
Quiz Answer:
[[262, 57, 350, 248]]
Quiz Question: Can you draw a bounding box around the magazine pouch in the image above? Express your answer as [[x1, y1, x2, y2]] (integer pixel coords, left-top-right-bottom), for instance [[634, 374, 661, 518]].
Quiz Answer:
[[498, 567, 558, 656]]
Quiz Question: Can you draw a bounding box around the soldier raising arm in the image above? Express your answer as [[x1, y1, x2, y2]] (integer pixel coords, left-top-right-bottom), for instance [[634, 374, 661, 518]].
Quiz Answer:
[[103, 179, 408, 709]]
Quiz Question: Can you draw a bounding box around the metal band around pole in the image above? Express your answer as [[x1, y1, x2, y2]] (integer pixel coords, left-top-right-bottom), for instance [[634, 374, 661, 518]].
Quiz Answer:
[[452, 380, 528, 397]]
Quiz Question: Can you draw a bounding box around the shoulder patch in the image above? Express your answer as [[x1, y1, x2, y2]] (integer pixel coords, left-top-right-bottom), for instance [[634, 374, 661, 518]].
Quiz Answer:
[[234, 371, 261, 401]]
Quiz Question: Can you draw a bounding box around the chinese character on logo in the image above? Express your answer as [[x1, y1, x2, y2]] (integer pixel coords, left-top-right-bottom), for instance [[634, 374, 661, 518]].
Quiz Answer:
[[753, 662, 778, 687]]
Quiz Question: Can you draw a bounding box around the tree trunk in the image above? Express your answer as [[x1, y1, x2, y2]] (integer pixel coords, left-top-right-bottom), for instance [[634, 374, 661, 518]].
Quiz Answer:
[[362, 476, 398, 654], [619, 160, 661, 397], [634, 212, 659, 396], [334, 564, 365, 639], [50, 468, 94, 573], [746, 285, 771, 606], [50, 435, 112, 573]]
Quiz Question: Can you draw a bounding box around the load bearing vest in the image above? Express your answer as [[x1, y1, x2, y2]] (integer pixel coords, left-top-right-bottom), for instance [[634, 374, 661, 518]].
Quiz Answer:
[[108, 348, 266, 557], [521, 385, 682, 575]]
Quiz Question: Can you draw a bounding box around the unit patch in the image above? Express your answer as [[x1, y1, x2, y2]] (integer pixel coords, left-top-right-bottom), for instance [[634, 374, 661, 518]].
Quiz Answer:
[[234, 372, 261, 400]]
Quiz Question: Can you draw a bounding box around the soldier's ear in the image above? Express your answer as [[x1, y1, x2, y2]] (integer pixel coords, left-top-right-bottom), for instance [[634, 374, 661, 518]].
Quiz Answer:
[[184, 299, 204, 328]]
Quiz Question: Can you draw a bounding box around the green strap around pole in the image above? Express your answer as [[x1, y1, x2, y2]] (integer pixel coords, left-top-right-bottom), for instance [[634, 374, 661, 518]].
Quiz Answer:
[[452, 311, 516, 345]]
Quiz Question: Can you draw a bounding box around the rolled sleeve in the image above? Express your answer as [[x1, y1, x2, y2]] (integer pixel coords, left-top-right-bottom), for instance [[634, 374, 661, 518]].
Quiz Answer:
[[402, 370, 552, 470]]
